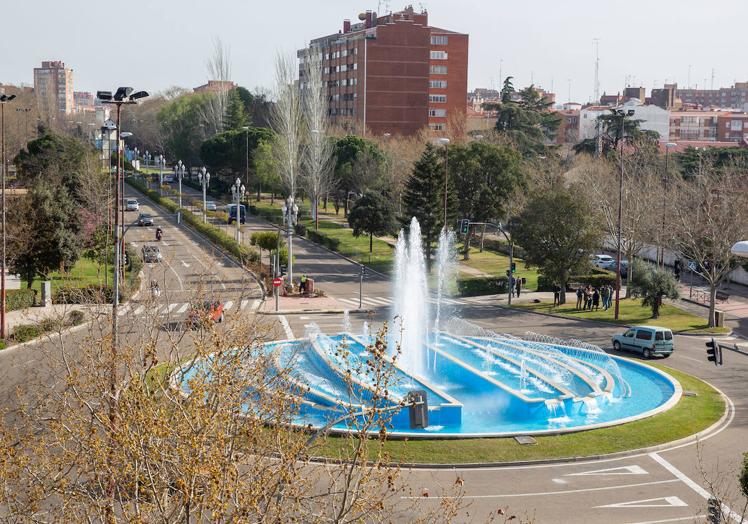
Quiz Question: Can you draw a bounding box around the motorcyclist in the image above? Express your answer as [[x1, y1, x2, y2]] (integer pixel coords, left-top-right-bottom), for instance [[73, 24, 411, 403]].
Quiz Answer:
[[155, 226, 163, 241], [150, 280, 161, 298]]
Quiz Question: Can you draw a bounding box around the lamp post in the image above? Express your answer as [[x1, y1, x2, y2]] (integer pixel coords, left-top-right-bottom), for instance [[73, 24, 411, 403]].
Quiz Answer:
[[156, 154, 165, 196], [144, 150, 151, 167], [611, 107, 635, 320], [198, 167, 210, 223], [174, 160, 185, 223], [659, 142, 677, 268], [438, 137, 450, 231], [231, 178, 246, 243], [0, 93, 16, 340], [119, 132, 133, 249], [282, 196, 299, 287], [96, 86, 148, 520], [242, 125, 250, 204]]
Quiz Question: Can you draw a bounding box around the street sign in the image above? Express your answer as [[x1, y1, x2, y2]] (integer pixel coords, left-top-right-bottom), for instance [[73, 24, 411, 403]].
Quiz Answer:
[[273, 278, 283, 288]]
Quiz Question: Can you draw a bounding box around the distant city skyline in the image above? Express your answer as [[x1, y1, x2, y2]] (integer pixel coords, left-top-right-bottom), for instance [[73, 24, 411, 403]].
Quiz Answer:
[[2, 0, 747, 103]]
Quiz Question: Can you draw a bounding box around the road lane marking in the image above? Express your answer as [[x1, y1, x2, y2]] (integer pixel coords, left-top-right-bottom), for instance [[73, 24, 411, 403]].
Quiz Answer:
[[240, 300, 249, 310], [181, 261, 190, 268], [252, 300, 260, 310], [165, 303, 179, 314], [649, 452, 746, 523], [401, 479, 679, 499], [176, 303, 189, 314], [279, 316, 294, 339], [566, 465, 648, 476], [224, 300, 234, 311], [626, 516, 707, 524], [595, 495, 688, 508]]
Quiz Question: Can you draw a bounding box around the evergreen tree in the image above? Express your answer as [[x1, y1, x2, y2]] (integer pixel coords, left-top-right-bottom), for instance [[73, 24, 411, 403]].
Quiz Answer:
[[224, 89, 248, 130], [402, 144, 444, 269], [348, 191, 397, 253], [628, 261, 680, 319]]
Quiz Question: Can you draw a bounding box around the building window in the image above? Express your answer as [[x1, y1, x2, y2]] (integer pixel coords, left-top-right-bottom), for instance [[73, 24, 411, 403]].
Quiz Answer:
[[429, 108, 447, 117], [430, 51, 448, 60], [429, 123, 445, 131], [430, 65, 448, 75], [429, 95, 447, 103], [431, 35, 449, 45], [730, 120, 742, 131], [429, 80, 447, 88]]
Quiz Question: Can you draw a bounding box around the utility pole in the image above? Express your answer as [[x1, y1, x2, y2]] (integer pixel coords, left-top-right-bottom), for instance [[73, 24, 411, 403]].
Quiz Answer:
[[0, 94, 16, 341], [593, 38, 600, 104]]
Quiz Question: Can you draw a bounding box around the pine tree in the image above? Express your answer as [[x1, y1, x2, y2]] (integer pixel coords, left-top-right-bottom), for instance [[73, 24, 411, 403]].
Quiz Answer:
[[224, 89, 247, 130], [402, 144, 444, 269]]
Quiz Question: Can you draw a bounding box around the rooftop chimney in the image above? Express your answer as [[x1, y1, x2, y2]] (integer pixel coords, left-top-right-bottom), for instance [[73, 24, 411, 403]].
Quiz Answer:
[[365, 10, 372, 28], [343, 19, 351, 33]]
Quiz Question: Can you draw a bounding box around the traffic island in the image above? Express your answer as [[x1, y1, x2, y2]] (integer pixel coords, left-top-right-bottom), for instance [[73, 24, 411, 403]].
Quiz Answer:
[[310, 366, 726, 466]]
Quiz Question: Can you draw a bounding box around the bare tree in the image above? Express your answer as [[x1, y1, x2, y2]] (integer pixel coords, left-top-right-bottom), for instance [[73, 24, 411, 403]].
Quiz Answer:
[[270, 53, 303, 199], [199, 37, 232, 135], [301, 51, 334, 230], [672, 159, 748, 326]]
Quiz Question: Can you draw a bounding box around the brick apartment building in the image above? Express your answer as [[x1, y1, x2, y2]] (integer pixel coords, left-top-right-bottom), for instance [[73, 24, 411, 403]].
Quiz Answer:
[[33, 60, 74, 115], [298, 6, 468, 136], [677, 82, 748, 110], [193, 80, 237, 94], [716, 112, 748, 142]]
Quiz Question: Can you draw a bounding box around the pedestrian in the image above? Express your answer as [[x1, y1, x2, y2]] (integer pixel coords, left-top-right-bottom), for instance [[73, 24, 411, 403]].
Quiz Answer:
[[576, 286, 584, 310], [515, 277, 522, 298], [553, 284, 561, 307], [674, 259, 682, 281], [300, 274, 308, 294], [585, 285, 593, 310], [600, 285, 608, 310], [592, 287, 600, 311]]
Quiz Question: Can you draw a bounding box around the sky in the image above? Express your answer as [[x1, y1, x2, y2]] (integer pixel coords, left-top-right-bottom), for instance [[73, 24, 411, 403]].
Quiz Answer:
[[2, 0, 747, 104]]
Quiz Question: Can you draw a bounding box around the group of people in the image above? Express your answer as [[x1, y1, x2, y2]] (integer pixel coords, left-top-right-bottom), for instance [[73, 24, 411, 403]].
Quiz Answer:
[[575, 284, 615, 311]]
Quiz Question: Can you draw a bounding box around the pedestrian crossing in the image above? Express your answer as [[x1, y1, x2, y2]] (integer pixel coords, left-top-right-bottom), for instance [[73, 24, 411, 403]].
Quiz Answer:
[[124, 298, 262, 317], [337, 295, 483, 308]]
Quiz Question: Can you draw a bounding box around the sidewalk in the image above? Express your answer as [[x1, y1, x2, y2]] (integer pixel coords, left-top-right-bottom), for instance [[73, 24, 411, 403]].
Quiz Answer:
[[259, 294, 352, 314], [6, 304, 108, 333]]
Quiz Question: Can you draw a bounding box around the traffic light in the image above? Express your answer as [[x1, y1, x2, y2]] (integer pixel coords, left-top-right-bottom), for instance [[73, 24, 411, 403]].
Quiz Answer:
[[511, 262, 516, 273], [460, 219, 470, 235], [706, 338, 722, 366]]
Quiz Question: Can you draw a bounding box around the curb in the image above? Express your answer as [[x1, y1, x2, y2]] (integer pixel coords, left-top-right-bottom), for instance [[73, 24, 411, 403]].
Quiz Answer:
[[308, 377, 733, 470], [258, 308, 370, 316]]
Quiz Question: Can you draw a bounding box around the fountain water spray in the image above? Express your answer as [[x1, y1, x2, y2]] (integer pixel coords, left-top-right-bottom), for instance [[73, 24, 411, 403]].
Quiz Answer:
[[433, 228, 457, 370], [392, 218, 429, 377]]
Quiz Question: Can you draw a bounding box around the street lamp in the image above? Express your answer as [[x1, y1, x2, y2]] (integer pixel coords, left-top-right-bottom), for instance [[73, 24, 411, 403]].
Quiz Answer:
[[242, 125, 250, 204], [144, 150, 151, 167], [155, 154, 166, 195], [0, 93, 16, 340], [174, 160, 186, 223], [282, 196, 299, 287], [231, 178, 246, 243], [198, 167, 210, 223], [438, 137, 450, 231], [610, 107, 635, 320], [659, 142, 677, 268]]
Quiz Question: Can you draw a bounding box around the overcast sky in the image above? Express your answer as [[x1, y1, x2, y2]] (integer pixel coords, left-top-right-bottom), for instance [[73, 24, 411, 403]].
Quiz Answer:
[[2, 0, 747, 103]]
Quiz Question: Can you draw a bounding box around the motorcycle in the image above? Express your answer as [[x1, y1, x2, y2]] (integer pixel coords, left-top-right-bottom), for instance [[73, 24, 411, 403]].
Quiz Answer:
[[155, 227, 163, 241]]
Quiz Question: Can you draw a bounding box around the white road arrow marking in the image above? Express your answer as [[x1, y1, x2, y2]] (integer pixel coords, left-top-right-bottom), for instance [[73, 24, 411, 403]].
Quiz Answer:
[[181, 261, 190, 268], [566, 465, 648, 477], [595, 496, 687, 509], [224, 300, 234, 311]]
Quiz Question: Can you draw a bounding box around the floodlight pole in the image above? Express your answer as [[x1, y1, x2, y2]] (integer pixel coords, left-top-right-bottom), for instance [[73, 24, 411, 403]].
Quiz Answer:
[[0, 94, 16, 340]]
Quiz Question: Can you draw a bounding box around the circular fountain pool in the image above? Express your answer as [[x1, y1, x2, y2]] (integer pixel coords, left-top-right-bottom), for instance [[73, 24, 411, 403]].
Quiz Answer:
[[176, 326, 681, 438]]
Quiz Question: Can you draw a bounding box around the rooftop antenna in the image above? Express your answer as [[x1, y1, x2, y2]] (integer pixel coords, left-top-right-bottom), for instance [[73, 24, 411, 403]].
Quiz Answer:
[[567, 78, 572, 103], [593, 38, 600, 103], [499, 58, 503, 85], [711, 68, 715, 90], [687, 64, 692, 89]]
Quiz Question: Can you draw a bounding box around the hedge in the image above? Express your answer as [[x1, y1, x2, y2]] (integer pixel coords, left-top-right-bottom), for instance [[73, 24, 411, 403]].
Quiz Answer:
[[457, 276, 509, 297], [7, 289, 35, 311], [11, 309, 87, 343], [306, 229, 341, 251]]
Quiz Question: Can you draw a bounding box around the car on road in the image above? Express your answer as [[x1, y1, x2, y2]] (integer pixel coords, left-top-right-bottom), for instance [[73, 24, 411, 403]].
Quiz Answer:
[[187, 300, 225, 328], [205, 200, 217, 211], [590, 254, 614, 269], [126, 198, 140, 212], [141, 244, 162, 263], [227, 204, 247, 224], [612, 326, 674, 358], [600, 257, 629, 278], [137, 213, 154, 226]]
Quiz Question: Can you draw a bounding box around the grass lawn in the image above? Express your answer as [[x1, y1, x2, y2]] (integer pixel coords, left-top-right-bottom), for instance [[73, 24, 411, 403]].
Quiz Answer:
[[515, 298, 729, 334], [458, 246, 540, 291], [312, 366, 724, 464], [29, 258, 113, 294]]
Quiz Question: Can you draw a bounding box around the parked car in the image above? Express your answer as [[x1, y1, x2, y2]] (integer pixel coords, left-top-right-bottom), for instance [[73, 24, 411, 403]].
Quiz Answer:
[[590, 254, 615, 269], [138, 213, 154, 226], [126, 198, 140, 212], [205, 200, 217, 211], [612, 326, 674, 358], [187, 300, 225, 328], [227, 204, 247, 224], [600, 258, 629, 277], [141, 244, 162, 263]]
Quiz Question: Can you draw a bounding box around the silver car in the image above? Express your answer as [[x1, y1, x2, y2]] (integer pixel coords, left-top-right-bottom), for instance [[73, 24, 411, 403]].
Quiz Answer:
[[126, 198, 140, 212]]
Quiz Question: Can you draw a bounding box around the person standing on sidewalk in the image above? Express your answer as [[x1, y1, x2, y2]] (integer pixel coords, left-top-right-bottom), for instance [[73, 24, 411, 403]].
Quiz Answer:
[[515, 278, 522, 298], [576, 286, 584, 309]]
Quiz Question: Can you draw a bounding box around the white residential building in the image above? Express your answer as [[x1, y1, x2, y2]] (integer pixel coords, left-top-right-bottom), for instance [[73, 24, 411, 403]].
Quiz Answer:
[[579, 99, 670, 142]]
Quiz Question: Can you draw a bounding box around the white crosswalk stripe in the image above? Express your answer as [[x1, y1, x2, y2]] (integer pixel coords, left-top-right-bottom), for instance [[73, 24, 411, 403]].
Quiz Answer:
[[176, 303, 189, 314], [366, 297, 392, 305], [252, 299, 261, 310], [360, 297, 385, 306], [224, 300, 234, 311], [339, 298, 360, 306], [133, 305, 145, 316], [164, 303, 179, 315], [240, 299, 249, 310]]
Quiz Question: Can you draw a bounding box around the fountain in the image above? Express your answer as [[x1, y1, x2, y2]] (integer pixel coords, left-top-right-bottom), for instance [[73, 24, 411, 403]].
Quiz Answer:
[[176, 217, 681, 437]]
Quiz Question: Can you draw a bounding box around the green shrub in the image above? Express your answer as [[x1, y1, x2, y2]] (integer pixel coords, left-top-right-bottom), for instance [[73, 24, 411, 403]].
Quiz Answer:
[[126, 243, 143, 275], [457, 276, 509, 297], [12, 324, 40, 343], [7, 289, 35, 311], [307, 229, 341, 251], [54, 284, 114, 304], [478, 238, 528, 260], [0, 340, 6, 350], [39, 317, 63, 332], [67, 309, 85, 326]]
